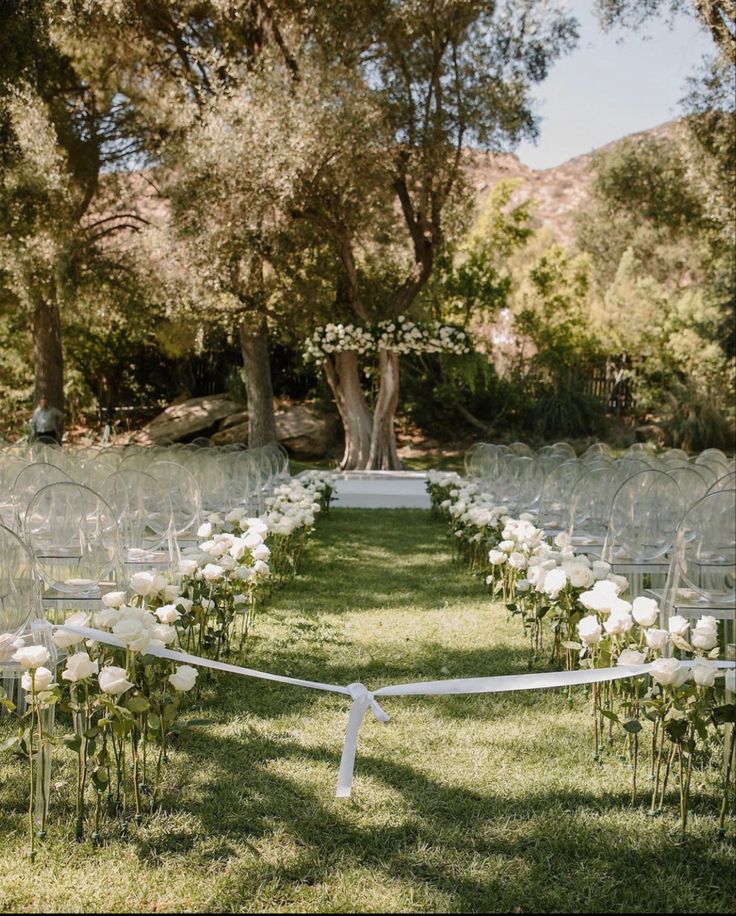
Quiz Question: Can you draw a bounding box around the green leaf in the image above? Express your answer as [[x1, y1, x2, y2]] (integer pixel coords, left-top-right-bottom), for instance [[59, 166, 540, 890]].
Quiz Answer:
[[600, 709, 620, 723], [712, 704, 736, 726], [91, 768, 109, 790], [62, 734, 82, 753], [126, 695, 151, 714], [562, 641, 582, 651], [622, 718, 642, 734]]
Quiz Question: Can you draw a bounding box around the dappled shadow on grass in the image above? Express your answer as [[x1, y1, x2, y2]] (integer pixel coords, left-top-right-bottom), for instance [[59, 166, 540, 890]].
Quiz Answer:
[[140, 724, 735, 914]]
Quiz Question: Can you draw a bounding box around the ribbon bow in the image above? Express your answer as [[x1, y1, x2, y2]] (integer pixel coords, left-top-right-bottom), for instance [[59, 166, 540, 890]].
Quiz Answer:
[[336, 682, 390, 798]]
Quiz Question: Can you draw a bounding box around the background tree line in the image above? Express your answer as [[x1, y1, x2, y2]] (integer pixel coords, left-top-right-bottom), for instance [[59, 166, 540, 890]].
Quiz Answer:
[[1, 0, 734, 458]]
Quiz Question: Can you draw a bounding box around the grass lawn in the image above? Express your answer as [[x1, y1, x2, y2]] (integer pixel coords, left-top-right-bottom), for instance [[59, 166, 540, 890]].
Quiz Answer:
[[1, 509, 734, 913]]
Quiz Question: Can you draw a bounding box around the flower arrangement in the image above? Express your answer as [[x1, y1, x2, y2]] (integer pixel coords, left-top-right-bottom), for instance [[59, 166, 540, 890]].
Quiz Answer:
[[429, 470, 736, 837], [304, 318, 469, 362], [0, 471, 337, 854]]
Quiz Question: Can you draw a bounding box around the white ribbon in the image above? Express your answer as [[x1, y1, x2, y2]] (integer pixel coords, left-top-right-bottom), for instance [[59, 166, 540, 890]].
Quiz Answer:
[[33, 620, 735, 799]]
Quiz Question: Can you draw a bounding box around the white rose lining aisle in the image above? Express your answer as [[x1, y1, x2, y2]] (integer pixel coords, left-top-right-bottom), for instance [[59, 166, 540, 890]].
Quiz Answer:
[[1, 503, 735, 911]]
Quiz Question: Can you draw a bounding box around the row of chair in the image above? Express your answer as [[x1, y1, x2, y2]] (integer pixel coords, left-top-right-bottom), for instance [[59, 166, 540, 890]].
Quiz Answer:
[[464, 441, 735, 637]]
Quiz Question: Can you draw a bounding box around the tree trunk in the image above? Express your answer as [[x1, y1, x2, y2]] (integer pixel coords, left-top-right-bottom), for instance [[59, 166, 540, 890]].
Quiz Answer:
[[33, 298, 64, 412], [238, 315, 278, 448], [324, 350, 373, 470], [367, 349, 402, 470]]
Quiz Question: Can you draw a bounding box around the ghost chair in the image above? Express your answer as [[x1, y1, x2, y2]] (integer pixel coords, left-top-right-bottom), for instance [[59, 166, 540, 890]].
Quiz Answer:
[[602, 469, 686, 596], [648, 489, 735, 649]]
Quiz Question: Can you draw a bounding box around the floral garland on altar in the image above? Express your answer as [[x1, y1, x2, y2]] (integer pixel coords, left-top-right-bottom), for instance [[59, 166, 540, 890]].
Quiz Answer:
[[303, 316, 470, 362]]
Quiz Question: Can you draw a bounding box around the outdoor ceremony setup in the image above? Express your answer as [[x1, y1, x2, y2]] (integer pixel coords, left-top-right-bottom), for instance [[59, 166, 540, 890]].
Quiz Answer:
[[1, 437, 734, 873], [2, 0, 735, 912]]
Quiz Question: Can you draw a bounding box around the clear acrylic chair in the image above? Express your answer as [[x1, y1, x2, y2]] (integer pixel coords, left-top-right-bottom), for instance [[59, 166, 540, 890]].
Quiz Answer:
[[24, 482, 122, 622], [602, 469, 686, 595], [11, 461, 71, 534], [648, 490, 735, 647], [0, 523, 57, 823], [537, 458, 581, 535], [568, 465, 623, 552], [100, 469, 176, 572], [148, 460, 202, 549]]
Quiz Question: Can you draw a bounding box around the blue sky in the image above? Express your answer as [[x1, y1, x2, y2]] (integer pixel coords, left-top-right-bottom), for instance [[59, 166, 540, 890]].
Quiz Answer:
[[515, 0, 716, 169]]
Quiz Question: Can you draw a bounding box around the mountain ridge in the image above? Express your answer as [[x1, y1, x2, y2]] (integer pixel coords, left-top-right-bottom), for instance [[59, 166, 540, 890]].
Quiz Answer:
[[464, 118, 681, 245]]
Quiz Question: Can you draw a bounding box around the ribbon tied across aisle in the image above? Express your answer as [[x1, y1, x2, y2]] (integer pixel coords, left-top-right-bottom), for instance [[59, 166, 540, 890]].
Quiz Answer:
[[34, 621, 735, 799]]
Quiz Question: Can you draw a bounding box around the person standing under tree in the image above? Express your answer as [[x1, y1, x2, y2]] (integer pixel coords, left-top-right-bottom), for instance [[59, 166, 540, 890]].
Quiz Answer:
[[30, 395, 64, 445]]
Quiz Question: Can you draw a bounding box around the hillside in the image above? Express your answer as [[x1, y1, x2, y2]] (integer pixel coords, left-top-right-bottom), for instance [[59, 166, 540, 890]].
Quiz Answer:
[[464, 119, 681, 245], [112, 120, 682, 249]]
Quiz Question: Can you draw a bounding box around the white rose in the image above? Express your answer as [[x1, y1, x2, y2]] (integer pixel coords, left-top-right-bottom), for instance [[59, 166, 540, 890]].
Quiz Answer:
[[543, 567, 568, 600], [578, 615, 602, 646], [229, 539, 248, 561], [52, 611, 90, 648], [150, 624, 177, 646], [201, 563, 224, 581], [178, 559, 199, 576], [12, 645, 50, 669], [604, 610, 633, 636], [94, 607, 120, 629], [692, 661, 717, 688], [112, 617, 146, 646], [726, 669, 735, 695], [252, 544, 271, 562], [608, 574, 629, 594], [253, 560, 269, 576], [668, 615, 690, 637], [498, 540, 515, 553], [651, 657, 690, 688], [22, 666, 55, 692], [565, 563, 595, 589], [617, 649, 646, 667], [516, 579, 531, 594], [62, 652, 99, 683], [488, 550, 506, 565], [645, 628, 669, 652], [691, 625, 718, 651], [130, 571, 156, 596], [696, 615, 718, 633], [98, 665, 134, 696], [169, 664, 198, 692], [102, 590, 127, 608], [554, 531, 572, 548], [632, 597, 659, 628], [155, 604, 182, 624], [197, 522, 212, 538], [175, 597, 193, 612], [591, 560, 611, 580]]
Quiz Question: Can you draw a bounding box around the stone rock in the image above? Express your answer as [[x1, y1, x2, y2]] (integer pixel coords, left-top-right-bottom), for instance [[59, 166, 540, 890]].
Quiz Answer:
[[211, 403, 337, 457], [219, 411, 248, 431], [275, 404, 337, 458], [635, 423, 666, 445], [211, 421, 249, 446], [143, 394, 243, 444]]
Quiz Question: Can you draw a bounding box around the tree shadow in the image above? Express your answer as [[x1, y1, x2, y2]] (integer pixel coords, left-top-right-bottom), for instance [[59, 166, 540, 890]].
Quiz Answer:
[[135, 724, 735, 913]]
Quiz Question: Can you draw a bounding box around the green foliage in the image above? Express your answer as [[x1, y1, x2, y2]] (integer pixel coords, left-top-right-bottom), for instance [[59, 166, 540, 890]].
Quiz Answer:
[[528, 379, 606, 439], [662, 383, 736, 452]]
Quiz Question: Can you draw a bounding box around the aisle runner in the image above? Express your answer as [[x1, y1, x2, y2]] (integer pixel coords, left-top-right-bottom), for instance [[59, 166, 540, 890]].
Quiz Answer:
[[34, 620, 734, 798]]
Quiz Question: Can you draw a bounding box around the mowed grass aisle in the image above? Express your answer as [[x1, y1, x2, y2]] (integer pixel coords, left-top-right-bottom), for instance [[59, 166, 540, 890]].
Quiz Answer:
[[2, 509, 734, 913]]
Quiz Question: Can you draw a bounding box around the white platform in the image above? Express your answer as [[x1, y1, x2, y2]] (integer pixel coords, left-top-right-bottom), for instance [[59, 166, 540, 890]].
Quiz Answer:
[[303, 470, 431, 509]]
